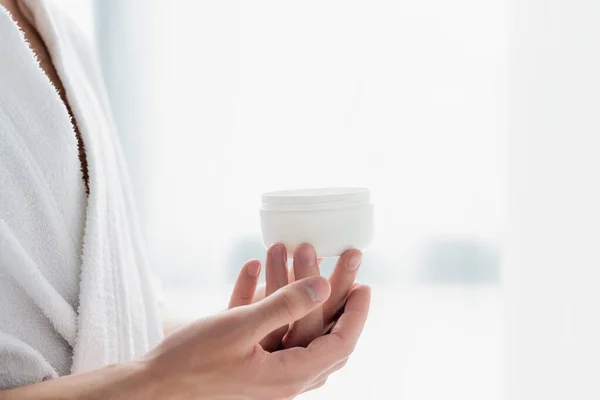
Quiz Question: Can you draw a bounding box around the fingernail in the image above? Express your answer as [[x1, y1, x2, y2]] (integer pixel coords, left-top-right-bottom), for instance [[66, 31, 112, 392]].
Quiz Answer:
[[304, 278, 329, 302], [347, 253, 362, 270], [272, 244, 286, 264], [247, 262, 261, 277], [299, 245, 316, 267]]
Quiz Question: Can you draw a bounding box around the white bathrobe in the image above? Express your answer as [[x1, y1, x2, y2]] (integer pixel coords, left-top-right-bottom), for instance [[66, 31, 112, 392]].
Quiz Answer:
[[0, 0, 163, 389]]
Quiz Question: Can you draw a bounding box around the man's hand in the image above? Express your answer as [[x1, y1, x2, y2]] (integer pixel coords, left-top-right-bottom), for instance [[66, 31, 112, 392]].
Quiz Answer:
[[147, 276, 371, 399], [229, 243, 363, 350], [1, 277, 370, 400], [226, 243, 365, 394]]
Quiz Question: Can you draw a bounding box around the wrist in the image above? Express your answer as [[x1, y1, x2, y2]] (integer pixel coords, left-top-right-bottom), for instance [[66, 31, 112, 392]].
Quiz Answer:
[[0, 360, 157, 400], [142, 356, 217, 400], [84, 361, 157, 400]]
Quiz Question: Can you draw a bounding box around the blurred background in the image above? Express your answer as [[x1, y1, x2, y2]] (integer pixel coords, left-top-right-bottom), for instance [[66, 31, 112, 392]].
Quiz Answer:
[[56, 1, 506, 398]]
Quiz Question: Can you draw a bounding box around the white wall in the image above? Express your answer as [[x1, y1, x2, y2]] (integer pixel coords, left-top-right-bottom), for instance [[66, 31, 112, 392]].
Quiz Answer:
[[116, 0, 507, 287], [507, 0, 600, 398], [94, 0, 161, 238]]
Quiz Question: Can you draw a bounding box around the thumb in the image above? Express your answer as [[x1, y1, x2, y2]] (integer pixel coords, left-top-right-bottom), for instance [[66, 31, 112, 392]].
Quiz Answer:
[[247, 276, 331, 343]]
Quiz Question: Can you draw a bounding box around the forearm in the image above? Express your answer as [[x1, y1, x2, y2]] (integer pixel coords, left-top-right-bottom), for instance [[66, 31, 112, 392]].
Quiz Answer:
[[0, 361, 156, 400]]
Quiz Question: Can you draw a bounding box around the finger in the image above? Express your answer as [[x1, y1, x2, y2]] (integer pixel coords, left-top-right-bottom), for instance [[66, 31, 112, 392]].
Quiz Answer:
[[275, 284, 370, 374], [322, 249, 362, 323], [228, 260, 261, 309], [289, 258, 320, 282], [292, 244, 319, 283], [286, 254, 321, 283], [283, 244, 323, 348], [322, 283, 358, 335], [309, 284, 371, 360], [265, 243, 288, 296], [284, 252, 319, 284], [247, 276, 331, 344], [261, 243, 290, 351], [252, 284, 266, 303]]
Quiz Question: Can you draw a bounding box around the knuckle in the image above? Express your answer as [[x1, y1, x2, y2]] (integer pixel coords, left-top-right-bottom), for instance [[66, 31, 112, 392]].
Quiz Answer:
[[238, 293, 254, 303]]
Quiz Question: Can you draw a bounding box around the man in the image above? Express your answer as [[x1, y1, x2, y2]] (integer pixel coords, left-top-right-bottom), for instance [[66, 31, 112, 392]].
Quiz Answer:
[[0, 0, 370, 398]]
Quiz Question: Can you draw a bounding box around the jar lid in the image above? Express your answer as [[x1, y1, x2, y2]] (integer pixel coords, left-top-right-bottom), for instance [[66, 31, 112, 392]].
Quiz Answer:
[[262, 187, 371, 211]]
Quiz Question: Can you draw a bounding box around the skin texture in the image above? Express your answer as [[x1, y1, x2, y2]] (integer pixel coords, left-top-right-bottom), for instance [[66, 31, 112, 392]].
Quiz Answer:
[[164, 243, 365, 396], [226, 244, 365, 395], [228, 244, 363, 351], [1, 258, 371, 399]]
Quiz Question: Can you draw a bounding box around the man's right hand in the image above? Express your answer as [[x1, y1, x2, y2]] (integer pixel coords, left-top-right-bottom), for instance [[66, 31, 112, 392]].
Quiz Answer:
[[1, 274, 370, 400], [144, 275, 370, 399]]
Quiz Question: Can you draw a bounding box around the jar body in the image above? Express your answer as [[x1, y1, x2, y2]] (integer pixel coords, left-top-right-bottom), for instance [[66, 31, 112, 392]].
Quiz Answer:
[[260, 188, 374, 257]]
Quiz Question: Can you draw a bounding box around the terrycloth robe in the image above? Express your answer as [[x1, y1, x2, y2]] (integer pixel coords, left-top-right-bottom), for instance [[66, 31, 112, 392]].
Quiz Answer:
[[0, 0, 163, 389]]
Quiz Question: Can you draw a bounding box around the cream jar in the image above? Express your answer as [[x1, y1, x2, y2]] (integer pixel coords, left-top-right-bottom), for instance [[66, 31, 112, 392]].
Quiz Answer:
[[260, 187, 374, 257]]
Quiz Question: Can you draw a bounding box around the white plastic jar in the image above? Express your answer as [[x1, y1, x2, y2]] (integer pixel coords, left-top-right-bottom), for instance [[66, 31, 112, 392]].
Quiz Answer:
[[260, 187, 374, 257]]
